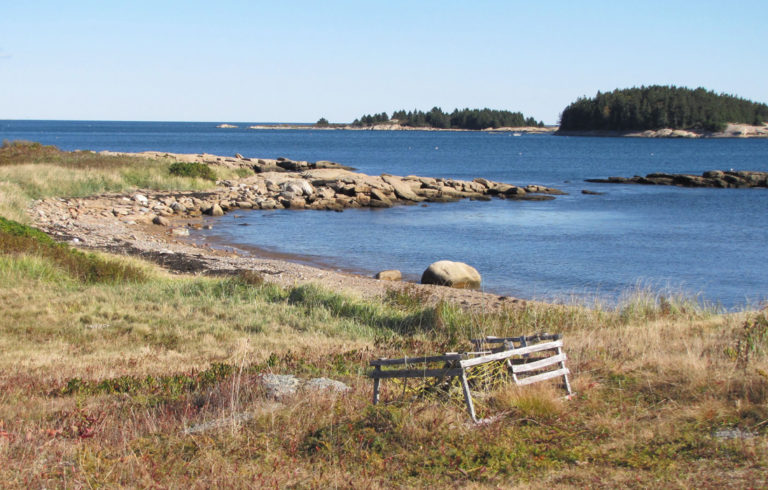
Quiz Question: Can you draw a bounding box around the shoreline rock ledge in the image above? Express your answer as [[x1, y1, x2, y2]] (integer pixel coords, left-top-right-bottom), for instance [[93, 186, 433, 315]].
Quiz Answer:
[[586, 170, 768, 189], [92, 151, 566, 214]]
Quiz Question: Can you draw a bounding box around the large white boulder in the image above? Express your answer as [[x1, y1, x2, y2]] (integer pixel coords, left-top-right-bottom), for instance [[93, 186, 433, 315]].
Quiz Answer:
[[421, 261, 482, 289]]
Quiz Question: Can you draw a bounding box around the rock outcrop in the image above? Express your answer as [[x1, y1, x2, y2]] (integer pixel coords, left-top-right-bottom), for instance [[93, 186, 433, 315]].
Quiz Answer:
[[421, 261, 482, 290], [556, 123, 768, 139], [97, 150, 356, 173], [586, 170, 768, 189], [33, 151, 565, 259], [34, 167, 564, 237]]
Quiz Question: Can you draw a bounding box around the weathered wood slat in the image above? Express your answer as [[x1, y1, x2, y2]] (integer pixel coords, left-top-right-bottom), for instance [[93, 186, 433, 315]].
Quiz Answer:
[[370, 333, 572, 422], [512, 354, 567, 374], [475, 333, 561, 345], [557, 345, 573, 396], [460, 340, 563, 368], [370, 354, 464, 366], [476, 335, 523, 344], [372, 365, 381, 404], [507, 340, 563, 356], [510, 356, 548, 364], [516, 367, 570, 386], [460, 368, 477, 422], [460, 351, 515, 368], [369, 368, 464, 379]]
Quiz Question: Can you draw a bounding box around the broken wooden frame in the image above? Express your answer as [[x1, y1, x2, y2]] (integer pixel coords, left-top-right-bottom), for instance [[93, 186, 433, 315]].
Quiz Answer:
[[369, 333, 572, 422]]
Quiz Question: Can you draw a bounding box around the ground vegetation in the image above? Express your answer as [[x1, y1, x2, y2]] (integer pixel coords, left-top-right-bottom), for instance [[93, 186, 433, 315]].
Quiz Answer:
[[0, 144, 765, 487]]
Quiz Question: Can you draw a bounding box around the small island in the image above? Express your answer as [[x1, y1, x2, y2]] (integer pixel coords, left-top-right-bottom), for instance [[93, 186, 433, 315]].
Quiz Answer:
[[226, 90, 768, 137], [348, 107, 545, 130], [237, 109, 554, 133], [557, 85, 768, 137]]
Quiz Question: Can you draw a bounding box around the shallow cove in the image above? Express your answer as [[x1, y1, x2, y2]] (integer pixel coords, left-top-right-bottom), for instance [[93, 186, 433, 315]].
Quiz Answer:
[[197, 182, 768, 309], [3, 120, 768, 308]]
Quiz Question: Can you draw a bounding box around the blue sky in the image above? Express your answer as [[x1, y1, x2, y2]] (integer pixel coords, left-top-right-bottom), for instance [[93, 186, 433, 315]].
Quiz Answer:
[[1, 1, 766, 124]]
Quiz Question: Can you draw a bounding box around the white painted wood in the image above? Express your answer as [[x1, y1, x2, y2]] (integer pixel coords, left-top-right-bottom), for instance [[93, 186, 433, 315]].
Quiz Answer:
[[373, 365, 381, 404], [460, 368, 477, 422], [516, 368, 570, 386], [460, 340, 563, 368], [511, 354, 566, 373]]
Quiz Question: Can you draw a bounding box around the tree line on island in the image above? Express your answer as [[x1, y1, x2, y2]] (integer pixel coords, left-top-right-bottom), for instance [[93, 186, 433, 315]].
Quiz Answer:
[[317, 107, 544, 130], [315, 85, 767, 133], [558, 85, 768, 132]]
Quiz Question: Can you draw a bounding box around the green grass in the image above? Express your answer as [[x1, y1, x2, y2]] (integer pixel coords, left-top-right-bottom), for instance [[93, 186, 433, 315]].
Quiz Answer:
[[0, 217, 147, 284], [168, 161, 217, 181]]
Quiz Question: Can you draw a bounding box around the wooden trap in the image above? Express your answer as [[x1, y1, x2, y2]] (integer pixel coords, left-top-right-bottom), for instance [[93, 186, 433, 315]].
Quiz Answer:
[[369, 333, 572, 422]]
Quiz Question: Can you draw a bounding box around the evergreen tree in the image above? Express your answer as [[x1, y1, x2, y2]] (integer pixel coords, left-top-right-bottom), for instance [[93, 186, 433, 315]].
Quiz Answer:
[[559, 85, 768, 132], [351, 107, 543, 129]]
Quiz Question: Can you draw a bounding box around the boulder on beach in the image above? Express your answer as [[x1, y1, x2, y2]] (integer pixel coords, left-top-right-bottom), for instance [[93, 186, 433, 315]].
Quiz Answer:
[[208, 203, 224, 216], [421, 260, 482, 289], [375, 270, 402, 281], [152, 215, 170, 226]]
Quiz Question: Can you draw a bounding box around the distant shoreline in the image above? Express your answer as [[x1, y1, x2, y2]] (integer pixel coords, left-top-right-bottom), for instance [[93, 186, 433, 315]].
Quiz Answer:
[[217, 123, 557, 134], [217, 122, 768, 138], [556, 123, 768, 139]]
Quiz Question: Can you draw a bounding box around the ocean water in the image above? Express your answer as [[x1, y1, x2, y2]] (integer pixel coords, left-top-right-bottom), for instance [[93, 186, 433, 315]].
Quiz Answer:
[[2, 120, 767, 308]]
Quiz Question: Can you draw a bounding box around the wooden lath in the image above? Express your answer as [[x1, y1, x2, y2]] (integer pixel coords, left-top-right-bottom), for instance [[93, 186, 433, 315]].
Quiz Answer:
[[369, 333, 573, 422], [470, 333, 573, 396]]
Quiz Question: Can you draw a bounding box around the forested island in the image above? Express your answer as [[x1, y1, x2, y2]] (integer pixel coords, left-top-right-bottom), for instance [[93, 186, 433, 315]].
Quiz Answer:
[[345, 107, 544, 130], [558, 85, 768, 132], [253, 86, 767, 137]]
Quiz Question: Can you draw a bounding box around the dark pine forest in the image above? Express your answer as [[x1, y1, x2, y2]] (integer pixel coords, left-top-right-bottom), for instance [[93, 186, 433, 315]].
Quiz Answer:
[[350, 107, 544, 130], [558, 85, 768, 132]]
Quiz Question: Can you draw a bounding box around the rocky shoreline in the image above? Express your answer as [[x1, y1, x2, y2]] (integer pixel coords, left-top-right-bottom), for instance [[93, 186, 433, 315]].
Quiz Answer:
[[216, 123, 557, 133], [98, 151, 565, 213], [29, 151, 566, 310], [216, 122, 768, 138], [556, 123, 768, 139], [586, 170, 768, 189]]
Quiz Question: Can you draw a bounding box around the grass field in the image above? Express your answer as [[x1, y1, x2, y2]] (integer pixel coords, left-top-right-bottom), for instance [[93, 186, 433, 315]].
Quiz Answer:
[[0, 140, 246, 223], [1, 141, 766, 487]]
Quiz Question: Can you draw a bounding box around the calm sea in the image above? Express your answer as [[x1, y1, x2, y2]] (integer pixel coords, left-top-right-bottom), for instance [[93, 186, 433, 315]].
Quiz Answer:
[[2, 120, 767, 308]]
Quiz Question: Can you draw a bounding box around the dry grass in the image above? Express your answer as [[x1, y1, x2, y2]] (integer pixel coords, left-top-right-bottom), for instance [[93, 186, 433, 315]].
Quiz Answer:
[[0, 143, 766, 486], [1, 243, 766, 487], [0, 140, 245, 224]]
